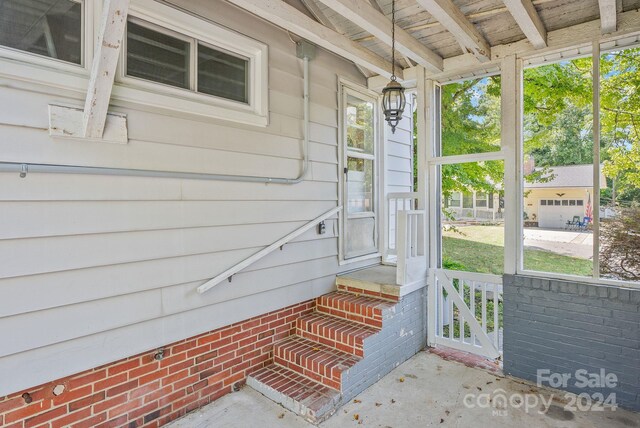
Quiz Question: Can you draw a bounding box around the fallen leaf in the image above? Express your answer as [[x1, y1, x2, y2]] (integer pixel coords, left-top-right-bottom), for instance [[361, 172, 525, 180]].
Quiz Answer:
[[312, 347, 320, 351], [398, 377, 405, 382], [278, 413, 284, 419], [404, 374, 418, 379], [391, 399, 396, 404], [375, 402, 382, 407], [445, 410, 450, 416], [486, 381, 493, 385], [354, 414, 359, 421], [353, 399, 361, 403], [476, 387, 482, 391], [440, 418, 445, 423]]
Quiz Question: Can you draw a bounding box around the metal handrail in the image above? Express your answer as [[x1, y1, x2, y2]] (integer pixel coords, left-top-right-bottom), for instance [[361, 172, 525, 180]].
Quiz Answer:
[[197, 206, 342, 294]]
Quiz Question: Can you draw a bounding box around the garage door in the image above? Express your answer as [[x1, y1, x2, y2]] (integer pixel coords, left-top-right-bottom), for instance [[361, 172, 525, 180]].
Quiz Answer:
[[538, 199, 584, 229]]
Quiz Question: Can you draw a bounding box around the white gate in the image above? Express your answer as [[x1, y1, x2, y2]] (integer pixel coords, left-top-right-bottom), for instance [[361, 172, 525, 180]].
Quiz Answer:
[[428, 269, 503, 359]]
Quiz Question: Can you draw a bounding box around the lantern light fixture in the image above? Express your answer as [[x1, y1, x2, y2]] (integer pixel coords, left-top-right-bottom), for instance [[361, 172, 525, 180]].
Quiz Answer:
[[382, 0, 406, 133]]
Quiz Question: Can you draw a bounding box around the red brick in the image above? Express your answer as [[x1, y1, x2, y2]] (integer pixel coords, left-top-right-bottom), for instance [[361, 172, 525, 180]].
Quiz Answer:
[[24, 406, 65, 428], [167, 359, 192, 375], [129, 381, 161, 400], [92, 394, 127, 414], [50, 407, 91, 428], [143, 385, 173, 405], [222, 372, 244, 388], [162, 369, 189, 387], [107, 397, 141, 419], [172, 340, 197, 354], [95, 414, 127, 428], [241, 320, 260, 331], [70, 412, 107, 428], [194, 350, 218, 364], [172, 374, 200, 391], [128, 400, 158, 421], [5, 400, 52, 424], [138, 368, 167, 386], [186, 380, 208, 394], [107, 359, 140, 377], [159, 352, 186, 369], [0, 396, 25, 414], [106, 379, 138, 398], [67, 370, 106, 390], [196, 333, 221, 346], [219, 325, 242, 338], [93, 373, 127, 393], [158, 390, 186, 409], [203, 369, 231, 385], [128, 363, 159, 380], [189, 360, 213, 375], [51, 385, 92, 407], [68, 391, 105, 412]]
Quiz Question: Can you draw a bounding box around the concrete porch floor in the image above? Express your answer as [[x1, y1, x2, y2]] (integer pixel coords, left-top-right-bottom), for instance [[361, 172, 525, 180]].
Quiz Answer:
[[166, 351, 639, 428]]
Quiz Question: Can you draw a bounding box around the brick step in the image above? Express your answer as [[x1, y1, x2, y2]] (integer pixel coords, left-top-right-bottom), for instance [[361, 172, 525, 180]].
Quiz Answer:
[[317, 291, 396, 329], [274, 335, 360, 390], [247, 364, 341, 423], [296, 312, 378, 357]]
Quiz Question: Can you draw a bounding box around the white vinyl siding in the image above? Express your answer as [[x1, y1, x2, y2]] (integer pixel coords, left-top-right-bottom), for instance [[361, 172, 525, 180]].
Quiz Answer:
[[0, 0, 370, 397]]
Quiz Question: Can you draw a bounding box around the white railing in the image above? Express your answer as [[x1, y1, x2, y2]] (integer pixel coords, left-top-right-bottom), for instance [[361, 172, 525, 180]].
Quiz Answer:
[[429, 269, 503, 359], [447, 207, 504, 221], [385, 192, 419, 261], [197, 206, 342, 294], [396, 210, 427, 286]]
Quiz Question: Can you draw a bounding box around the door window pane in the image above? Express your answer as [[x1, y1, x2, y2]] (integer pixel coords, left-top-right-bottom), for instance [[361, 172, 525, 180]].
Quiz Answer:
[[347, 157, 373, 213], [126, 20, 190, 89], [198, 43, 248, 103], [346, 95, 374, 154], [0, 0, 82, 64]]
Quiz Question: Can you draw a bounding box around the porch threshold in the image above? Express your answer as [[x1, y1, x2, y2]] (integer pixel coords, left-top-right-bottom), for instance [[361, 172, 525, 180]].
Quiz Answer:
[[336, 265, 426, 301]]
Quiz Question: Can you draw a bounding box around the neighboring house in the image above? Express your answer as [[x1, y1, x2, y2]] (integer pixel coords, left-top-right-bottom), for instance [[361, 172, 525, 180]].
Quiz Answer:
[[445, 191, 503, 222], [524, 164, 607, 229]]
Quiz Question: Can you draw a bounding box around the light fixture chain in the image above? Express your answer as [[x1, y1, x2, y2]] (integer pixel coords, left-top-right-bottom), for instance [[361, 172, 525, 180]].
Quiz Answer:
[[391, 0, 396, 80]]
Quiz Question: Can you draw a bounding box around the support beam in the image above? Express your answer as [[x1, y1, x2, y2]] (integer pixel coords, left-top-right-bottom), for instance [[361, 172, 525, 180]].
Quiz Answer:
[[225, 0, 401, 79], [299, 0, 373, 78], [415, 0, 491, 62], [598, 0, 617, 33], [82, 0, 130, 139], [315, 0, 443, 72], [503, 0, 547, 48]]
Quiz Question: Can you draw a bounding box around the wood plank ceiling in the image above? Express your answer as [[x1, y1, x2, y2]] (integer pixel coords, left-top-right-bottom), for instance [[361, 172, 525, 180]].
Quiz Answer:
[[243, 0, 640, 78]]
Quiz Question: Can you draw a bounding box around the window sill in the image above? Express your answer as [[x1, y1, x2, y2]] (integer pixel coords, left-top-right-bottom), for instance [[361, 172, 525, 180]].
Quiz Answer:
[[0, 55, 268, 128]]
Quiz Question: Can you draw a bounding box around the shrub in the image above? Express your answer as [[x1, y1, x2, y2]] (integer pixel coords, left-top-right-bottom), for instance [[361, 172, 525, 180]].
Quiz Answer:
[[600, 207, 640, 281]]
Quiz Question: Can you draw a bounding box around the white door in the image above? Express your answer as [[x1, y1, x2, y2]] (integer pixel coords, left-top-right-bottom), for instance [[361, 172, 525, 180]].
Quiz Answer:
[[538, 199, 584, 228], [342, 87, 379, 259]]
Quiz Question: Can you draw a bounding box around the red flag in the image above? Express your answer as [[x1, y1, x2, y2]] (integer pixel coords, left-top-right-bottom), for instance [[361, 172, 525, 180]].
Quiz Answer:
[[585, 192, 593, 222]]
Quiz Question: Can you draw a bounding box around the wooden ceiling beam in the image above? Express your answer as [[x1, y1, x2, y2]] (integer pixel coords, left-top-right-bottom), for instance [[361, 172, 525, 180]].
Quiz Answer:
[[414, 0, 491, 62], [503, 0, 547, 48], [598, 0, 617, 33], [225, 0, 401, 79], [315, 0, 443, 72]]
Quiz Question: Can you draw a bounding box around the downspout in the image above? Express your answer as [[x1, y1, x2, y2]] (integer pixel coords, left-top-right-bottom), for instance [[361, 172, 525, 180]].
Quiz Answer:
[[0, 43, 315, 185]]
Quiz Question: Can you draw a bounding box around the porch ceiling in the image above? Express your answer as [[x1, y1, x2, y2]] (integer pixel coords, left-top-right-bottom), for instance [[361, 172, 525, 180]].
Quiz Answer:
[[231, 0, 640, 81]]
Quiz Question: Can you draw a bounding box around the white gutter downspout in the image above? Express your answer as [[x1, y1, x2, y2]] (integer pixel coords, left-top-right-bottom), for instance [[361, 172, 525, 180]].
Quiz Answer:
[[0, 43, 315, 185]]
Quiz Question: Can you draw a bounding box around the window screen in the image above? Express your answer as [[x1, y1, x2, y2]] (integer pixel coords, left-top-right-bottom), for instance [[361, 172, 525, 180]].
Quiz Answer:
[[0, 0, 82, 64], [198, 43, 248, 103], [126, 20, 190, 89]]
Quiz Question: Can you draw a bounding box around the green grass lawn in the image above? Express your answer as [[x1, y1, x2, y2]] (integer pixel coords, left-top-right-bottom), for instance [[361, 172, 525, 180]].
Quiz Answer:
[[442, 226, 593, 276]]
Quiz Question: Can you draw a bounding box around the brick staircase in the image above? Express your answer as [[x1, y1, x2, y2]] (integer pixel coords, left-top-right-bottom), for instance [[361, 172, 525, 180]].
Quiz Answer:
[[247, 273, 426, 423]]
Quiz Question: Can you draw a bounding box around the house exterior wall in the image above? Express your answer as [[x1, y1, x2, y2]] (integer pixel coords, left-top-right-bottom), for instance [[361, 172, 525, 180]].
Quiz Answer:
[[0, 0, 384, 398], [0, 300, 314, 428], [503, 274, 640, 411]]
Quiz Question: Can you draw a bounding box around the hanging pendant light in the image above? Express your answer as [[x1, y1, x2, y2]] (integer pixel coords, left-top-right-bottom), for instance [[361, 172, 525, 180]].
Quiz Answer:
[[382, 0, 406, 133]]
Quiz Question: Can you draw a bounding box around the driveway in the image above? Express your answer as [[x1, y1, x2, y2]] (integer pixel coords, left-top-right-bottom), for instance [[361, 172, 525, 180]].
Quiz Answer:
[[524, 227, 593, 259]]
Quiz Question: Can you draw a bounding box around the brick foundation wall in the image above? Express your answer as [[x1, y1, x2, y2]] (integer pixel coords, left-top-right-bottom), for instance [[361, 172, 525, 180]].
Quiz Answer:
[[0, 300, 314, 428], [503, 275, 640, 411]]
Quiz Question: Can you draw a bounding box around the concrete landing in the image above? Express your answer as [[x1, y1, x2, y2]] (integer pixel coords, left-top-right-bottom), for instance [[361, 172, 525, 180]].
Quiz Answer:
[[166, 351, 639, 428], [336, 265, 425, 300]]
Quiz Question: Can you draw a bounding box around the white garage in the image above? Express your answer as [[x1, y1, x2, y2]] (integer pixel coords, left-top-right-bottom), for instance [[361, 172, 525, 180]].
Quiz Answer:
[[538, 199, 585, 229]]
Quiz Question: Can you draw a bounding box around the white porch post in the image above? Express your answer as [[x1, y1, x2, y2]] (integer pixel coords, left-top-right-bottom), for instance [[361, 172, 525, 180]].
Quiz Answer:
[[501, 55, 523, 275], [417, 66, 438, 346]]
